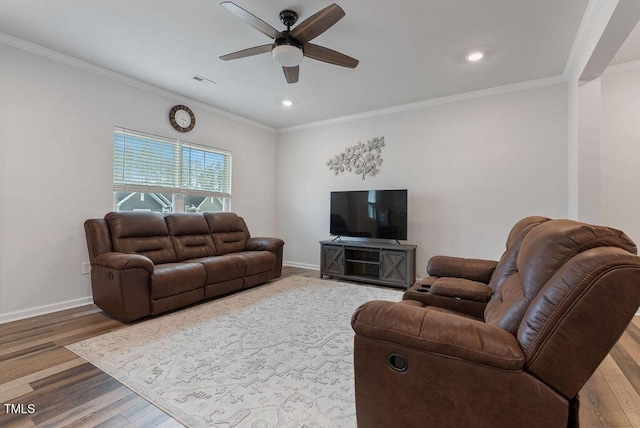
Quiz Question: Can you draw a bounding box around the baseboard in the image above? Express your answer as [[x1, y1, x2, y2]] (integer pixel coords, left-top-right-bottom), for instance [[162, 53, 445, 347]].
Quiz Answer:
[[2, 288, 634, 324], [0, 296, 94, 325], [283, 261, 320, 271]]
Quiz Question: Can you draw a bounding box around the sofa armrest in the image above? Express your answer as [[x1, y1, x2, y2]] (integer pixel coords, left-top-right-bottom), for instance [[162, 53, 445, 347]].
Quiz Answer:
[[427, 255, 498, 283], [90, 253, 153, 322], [402, 287, 487, 318], [246, 237, 285, 253], [429, 277, 493, 302], [351, 300, 524, 370], [93, 252, 154, 273]]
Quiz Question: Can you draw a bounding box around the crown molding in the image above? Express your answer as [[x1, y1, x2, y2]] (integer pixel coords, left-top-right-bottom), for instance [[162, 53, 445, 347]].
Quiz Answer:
[[277, 75, 567, 133], [603, 59, 640, 75], [0, 31, 575, 135], [0, 32, 276, 133]]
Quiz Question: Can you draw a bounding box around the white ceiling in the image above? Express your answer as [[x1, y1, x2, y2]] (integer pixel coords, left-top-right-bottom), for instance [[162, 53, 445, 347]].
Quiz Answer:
[[0, 0, 623, 129]]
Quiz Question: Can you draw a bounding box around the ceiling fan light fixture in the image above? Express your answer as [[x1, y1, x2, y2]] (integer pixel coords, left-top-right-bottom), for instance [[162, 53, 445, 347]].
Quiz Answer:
[[272, 44, 304, 67]]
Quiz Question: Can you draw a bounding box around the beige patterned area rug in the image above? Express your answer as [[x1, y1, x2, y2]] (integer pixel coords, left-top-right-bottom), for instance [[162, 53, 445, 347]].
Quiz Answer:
[[67, 276, 401, 428]]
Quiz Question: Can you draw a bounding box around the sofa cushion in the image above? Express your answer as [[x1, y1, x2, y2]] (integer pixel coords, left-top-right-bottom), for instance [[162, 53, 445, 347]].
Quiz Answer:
[[150, 262, 206, 299], [213, 232, 246, 254], [234, 251, 276, 275], [106, 211, 177, 264], [485, 219, 638, 334], [504, 216, 551, 249], [189, 254, 246, 284], [205, 212, 249, 254], [84, 219, 113, 264], [165, 213, 217, 261], [151, 288, 204, 316], [488, 217, 549, 294], [516, 220, 636, 295], [518, 247, 640, 398]]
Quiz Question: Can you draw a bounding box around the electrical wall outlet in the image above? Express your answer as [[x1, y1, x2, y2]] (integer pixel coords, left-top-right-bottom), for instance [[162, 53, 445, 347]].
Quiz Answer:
[[81, 262, 91, 275]]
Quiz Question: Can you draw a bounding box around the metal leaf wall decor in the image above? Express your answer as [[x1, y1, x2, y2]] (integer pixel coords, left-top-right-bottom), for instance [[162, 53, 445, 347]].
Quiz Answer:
[[327, 136, 385, 180]]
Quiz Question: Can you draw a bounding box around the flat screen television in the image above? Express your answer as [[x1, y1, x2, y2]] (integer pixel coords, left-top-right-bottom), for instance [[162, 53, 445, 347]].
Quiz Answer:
[[330, 189, 408, 240]]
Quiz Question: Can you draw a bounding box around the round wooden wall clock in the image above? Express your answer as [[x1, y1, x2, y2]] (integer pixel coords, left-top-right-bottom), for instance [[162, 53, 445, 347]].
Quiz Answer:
[[169, 105, 196, 132]]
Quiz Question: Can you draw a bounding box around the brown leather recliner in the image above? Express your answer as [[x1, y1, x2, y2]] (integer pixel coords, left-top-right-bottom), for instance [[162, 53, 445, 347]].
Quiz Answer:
[[351, 219, 640, 428], [403, 216, 550, 318]]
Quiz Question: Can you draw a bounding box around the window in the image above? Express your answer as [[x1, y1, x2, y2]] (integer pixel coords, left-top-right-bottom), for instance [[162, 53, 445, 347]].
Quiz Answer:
[[113, 127, 231, 213], [367, 190, 376, 219]]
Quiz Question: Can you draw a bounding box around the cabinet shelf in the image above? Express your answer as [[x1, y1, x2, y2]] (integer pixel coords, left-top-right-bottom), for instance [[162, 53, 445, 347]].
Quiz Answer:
[[345, 259, 380, 265], [320, 240, 417, 289]]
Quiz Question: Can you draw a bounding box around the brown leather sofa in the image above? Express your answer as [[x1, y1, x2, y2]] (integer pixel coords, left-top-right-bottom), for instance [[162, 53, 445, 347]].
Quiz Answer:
[[403, 215, 550, 318], [351, 219, 640, 428], [84, 211, 284, 322]]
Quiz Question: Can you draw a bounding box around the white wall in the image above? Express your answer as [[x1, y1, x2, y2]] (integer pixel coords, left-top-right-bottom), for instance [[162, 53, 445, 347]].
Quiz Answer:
[[601, 66, 640, 244], [577, 78, 603, 224], [276, 83, 569, 272], [0, 43, 277, 320], [0, 43, 7, 320], [565, 0, 621, 220]]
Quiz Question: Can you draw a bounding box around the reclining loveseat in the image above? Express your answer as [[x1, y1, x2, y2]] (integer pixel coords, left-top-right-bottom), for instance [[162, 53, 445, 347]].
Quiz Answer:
[[403, 215, 550, 318], [351, 218, 640, 427], [84, 211, 284, 322]]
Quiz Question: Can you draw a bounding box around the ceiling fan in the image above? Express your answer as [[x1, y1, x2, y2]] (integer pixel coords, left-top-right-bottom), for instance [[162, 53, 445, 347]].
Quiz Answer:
[[219, 2, 359, 84]]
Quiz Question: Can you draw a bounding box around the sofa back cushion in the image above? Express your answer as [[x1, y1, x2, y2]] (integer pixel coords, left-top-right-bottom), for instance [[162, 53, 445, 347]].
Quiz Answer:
[[488, 216, 549, 294], [105, 211, 177, 264], [84, 218, 113, 263], [484, 219, 637, 335], [165, 213, 216, 261], [518, 247, 640, 398], [204, 212, 249, 254]]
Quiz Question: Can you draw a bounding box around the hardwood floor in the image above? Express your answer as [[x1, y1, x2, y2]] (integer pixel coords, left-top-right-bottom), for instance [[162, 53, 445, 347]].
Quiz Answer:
[[1, 266, 639, 427]]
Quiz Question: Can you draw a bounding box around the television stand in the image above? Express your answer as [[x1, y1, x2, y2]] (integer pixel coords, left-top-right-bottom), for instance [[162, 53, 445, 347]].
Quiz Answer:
[[320, 240, 416, 289]]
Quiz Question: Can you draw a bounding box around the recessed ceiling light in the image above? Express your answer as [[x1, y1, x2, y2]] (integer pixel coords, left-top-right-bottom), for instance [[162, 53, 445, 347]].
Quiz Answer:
[[466, 51, 484, 62], [282, 100, 293, 107]]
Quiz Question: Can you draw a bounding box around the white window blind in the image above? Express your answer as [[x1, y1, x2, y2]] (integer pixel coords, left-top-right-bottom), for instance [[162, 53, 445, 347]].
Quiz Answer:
[[181, 142, 232, 197], [113, 128, 231, 198]]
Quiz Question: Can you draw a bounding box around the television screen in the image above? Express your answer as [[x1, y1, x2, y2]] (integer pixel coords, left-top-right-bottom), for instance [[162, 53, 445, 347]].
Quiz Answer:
[[330, 190, 408, 240]]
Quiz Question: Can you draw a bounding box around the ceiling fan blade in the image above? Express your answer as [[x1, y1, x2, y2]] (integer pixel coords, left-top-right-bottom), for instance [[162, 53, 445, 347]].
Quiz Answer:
[[219, 44, 272, 61], [304, 43, 359, 68], [283, 66, 299, 84], [220, 1, 282, 40], [290, 3, 345, 44]]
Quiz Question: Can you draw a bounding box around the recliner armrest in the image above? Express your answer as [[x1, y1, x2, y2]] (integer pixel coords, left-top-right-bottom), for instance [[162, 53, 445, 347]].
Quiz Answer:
[[427, 255, 498, 283], [429, 277, 493, 302], [351, 300, 524, 370], [246, 237, 285, 253], [93, 252, 154, 273]]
